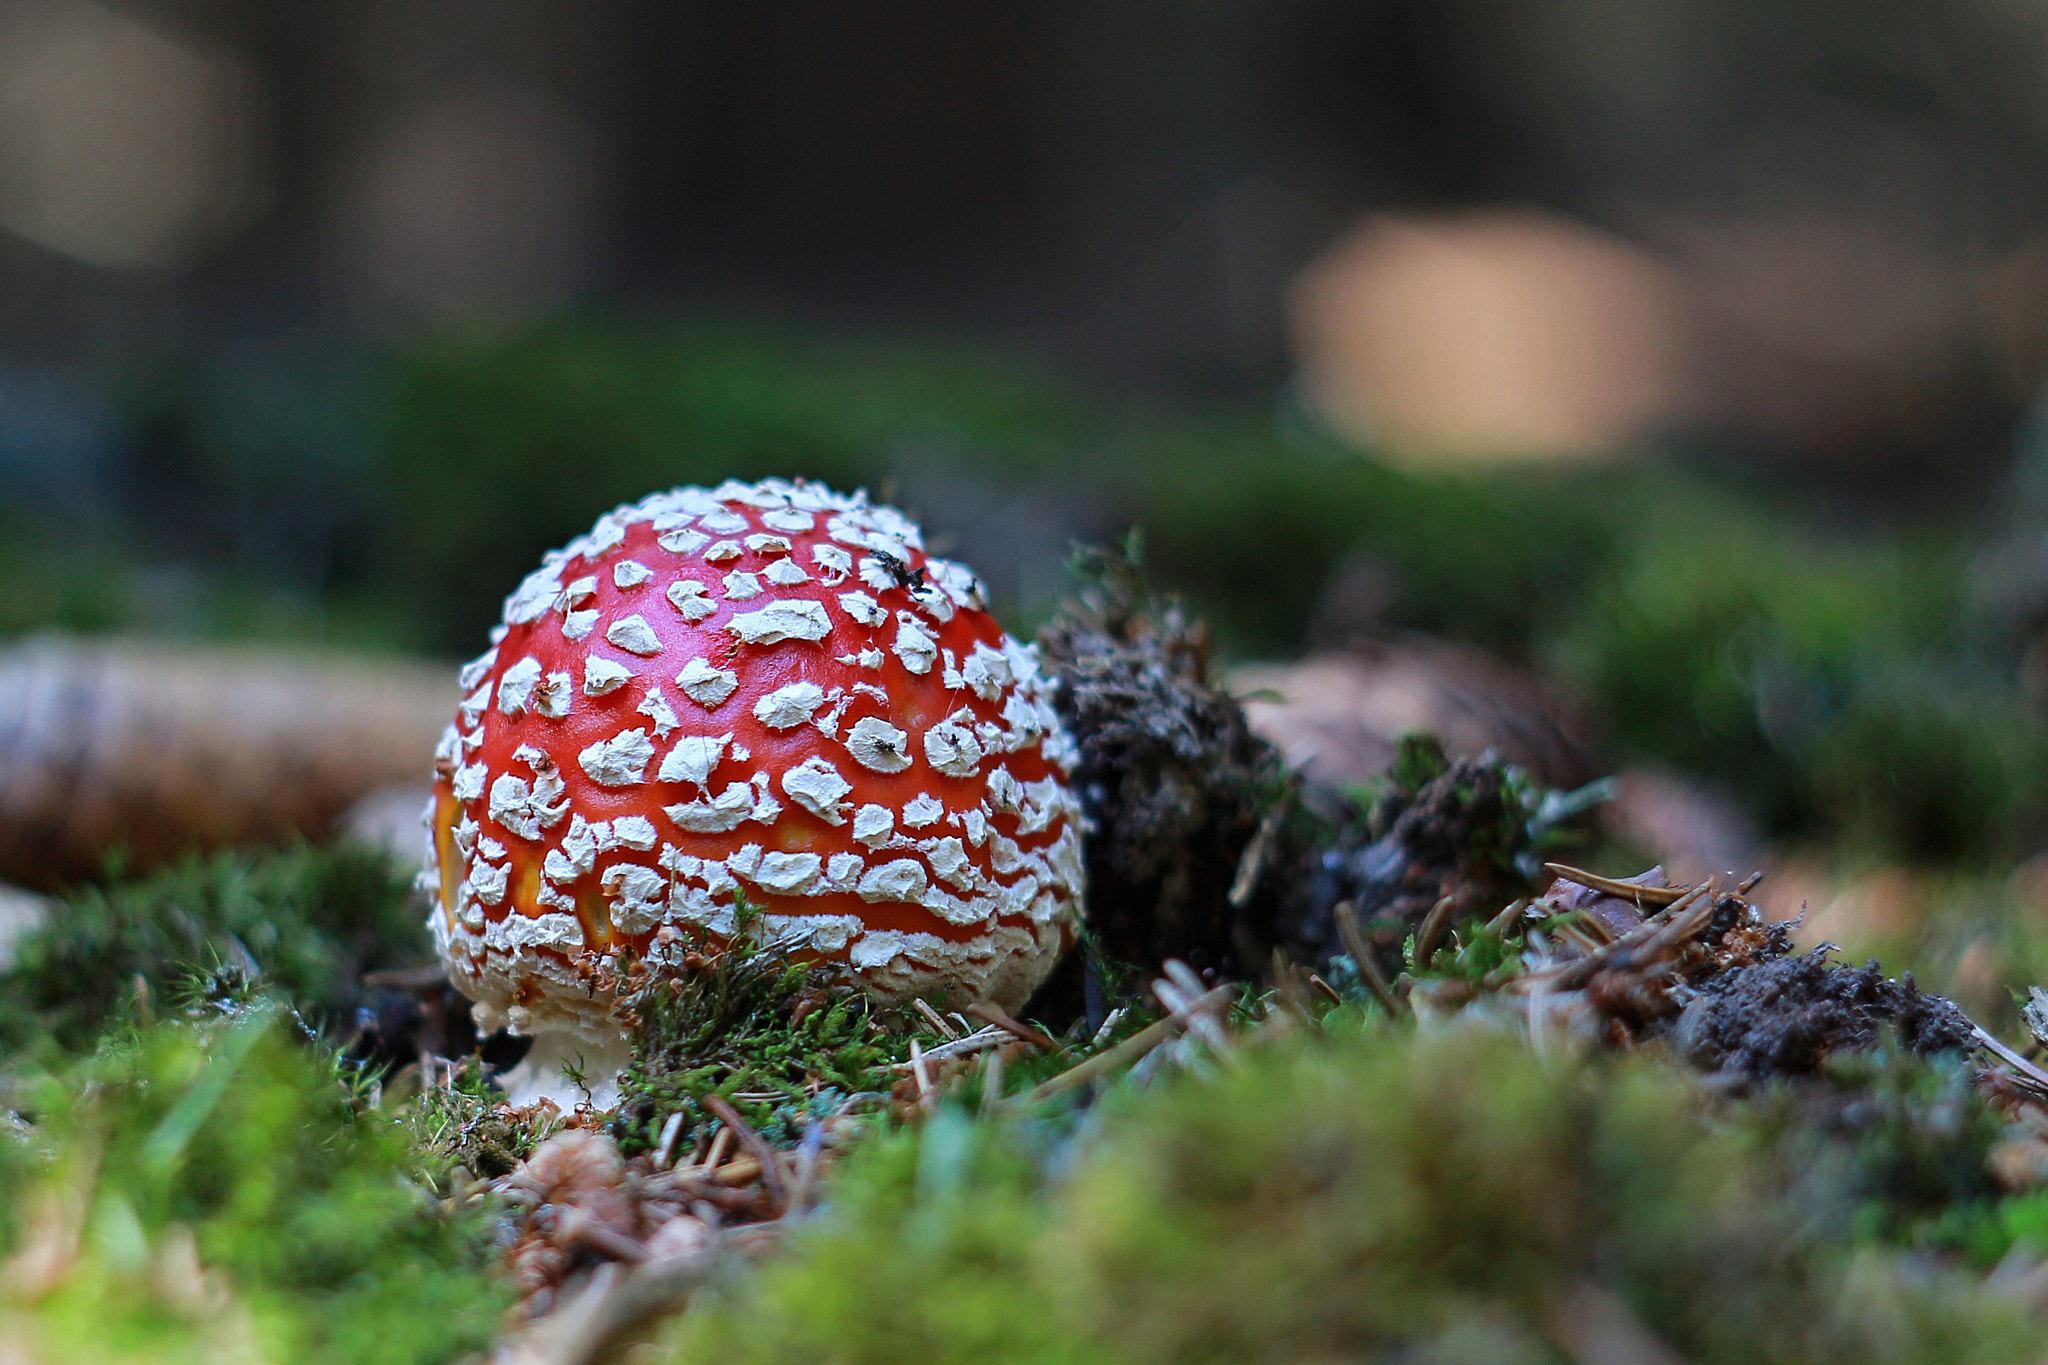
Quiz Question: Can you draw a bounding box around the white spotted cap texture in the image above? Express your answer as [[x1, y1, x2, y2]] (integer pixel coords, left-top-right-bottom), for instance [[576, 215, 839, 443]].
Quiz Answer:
[[423, 478, 1084, 1045]]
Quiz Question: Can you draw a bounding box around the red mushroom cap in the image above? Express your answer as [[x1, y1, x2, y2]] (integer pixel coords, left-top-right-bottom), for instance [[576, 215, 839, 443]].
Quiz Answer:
[[424, 479, 1084, 1047]]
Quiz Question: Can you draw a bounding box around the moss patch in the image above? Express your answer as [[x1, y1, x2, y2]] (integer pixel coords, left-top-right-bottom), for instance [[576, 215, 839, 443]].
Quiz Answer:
[[0, 1006, 508, 1364], [669, 1025, 2043, 1365], [608, 939, 909, 1159], [0, 843, 428, 1055]]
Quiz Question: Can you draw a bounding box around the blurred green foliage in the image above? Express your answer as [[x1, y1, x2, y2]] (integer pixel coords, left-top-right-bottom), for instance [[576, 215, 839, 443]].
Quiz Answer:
[[370, 323, 1599, 657], [4, 317, 2043, 863], [0, 1008, 507, 1363], [0, 517, 130, 637], [1551, 490, 2048, 861]]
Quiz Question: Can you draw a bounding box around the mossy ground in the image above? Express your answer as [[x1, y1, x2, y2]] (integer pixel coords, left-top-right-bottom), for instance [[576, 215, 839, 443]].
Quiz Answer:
[[0, 1005, 508, 1363], [3, 831, 2048, 1361], [0, 842, 429, 1055], [664, 1023, 2048, 1365], [607, 941, 905, 1158]]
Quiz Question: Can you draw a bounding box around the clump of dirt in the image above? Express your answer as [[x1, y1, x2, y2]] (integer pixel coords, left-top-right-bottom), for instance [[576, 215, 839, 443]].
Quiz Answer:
[[1500, 870, 1798, 1045], [1673, 951, 1977, 1079], [1280, 734, 1598, 977], [1034, 550, 1609, 1010], [1038, 546, 1284, 987]]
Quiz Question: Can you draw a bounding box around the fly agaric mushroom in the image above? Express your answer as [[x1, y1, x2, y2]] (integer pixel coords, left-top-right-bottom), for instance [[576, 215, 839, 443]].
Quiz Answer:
[[422, 479, 1084, 1107]]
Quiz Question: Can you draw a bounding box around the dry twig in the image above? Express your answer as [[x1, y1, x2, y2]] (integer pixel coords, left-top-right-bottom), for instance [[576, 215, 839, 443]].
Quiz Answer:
[[652, 1112, 685, 1169], [912, 999, 962, 1040], [1976, 1026, 2048, 1099], [1333, 900, 1405, 1014], [886, 1025, 1007, 1071], [909, 1040, 936, 1113], [1413, 895, 1458, 969], [1017, 983, 1234, 1104], [1516, 881, 1714, 993], [700, 1095, 787, 1211], [964, 1002, 1059, 1052], [1156, 959, 1232, 1056], [1486, 897, 1529, 938], [1543, 863, 1692, 907]]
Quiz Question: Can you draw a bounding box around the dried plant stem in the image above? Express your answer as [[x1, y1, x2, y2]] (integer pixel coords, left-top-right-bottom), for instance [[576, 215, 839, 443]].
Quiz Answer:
[[701, 1094, 787, 1211], [1975, 1025, 2048, 1098], [708, 1157, 762, 1187], [964, 1002, 1058, 1052], [1413, 895, 1458, 969], [1543, 863, 1693, 907], [912, 999, 961, 1040], [1334, 901, 1405, 1015], [886, 1025, 1007, 1071], [1155, 960, 1233, 1060], [979, 1048, 1006, 1119], [786, 1124, 826, 1217], [1017, 982, 1233, 1104], [695, 1127, 734, 1176], [1486, 897, 1529, 938], [1517, 881, 1714, 992], [909, 1040, 936, 1113], [652, 1112, 685, 1169], [1227, 806, 1283, 908]]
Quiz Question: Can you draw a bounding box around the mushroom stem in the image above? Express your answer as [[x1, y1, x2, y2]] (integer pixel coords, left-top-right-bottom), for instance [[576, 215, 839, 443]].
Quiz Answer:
[[498, 1028, 636, 1111]]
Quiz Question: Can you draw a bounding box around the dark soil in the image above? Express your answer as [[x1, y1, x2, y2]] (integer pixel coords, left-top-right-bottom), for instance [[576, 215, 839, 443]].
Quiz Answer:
[[1674, 951, 1978, 1079], [1280, 743, 1540, 977], [1037, 549, 1282, 995]]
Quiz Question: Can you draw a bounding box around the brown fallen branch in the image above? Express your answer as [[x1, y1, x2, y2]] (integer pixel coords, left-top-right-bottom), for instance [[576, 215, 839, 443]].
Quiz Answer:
[[0, 636, 452, 886]]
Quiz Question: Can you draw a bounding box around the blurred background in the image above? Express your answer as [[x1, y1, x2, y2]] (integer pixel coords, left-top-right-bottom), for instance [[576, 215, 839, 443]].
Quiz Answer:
[[12, 0, 2048, 1026]]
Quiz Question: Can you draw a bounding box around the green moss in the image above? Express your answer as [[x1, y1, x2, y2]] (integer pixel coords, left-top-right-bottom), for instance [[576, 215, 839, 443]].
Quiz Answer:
[[1736, 1044, 2009, 1257], [0, 515, 131, 638], [671, 1108, 1104, 1365], [608, 938, 911, 1158], [0, 844, 429, 1055], [1551, 498, 2047, 861], [669, 1026, 2041, 1365], [0, 1007, 508, 1363], [400, 1057, 557, 1182]]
